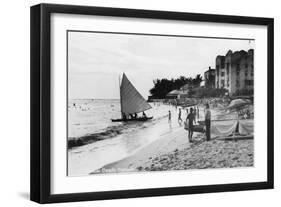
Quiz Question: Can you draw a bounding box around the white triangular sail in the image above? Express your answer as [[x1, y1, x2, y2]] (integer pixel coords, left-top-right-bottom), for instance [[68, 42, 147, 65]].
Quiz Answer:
[[120, 73, 152, 115]]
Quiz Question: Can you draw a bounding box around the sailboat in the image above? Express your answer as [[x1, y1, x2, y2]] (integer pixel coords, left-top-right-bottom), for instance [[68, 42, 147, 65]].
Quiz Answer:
[[111, 73, 153, 122]]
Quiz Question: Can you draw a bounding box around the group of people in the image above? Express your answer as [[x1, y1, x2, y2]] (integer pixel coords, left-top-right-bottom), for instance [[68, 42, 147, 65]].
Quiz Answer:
[[186, 104, 211, 142], [177, 106, 200, 123], [238, 108, 251, 119], [168, 104, 211, 143], [122, 111, 147, 120], [71, 102, 91, 111]]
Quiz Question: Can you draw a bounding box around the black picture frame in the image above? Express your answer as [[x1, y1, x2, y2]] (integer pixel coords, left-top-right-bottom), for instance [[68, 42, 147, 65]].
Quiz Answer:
[[30, 3, 274, 204]]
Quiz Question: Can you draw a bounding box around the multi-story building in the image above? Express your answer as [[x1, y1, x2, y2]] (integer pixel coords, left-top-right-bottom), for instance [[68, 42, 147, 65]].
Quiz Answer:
[[215, 49, 254, 95], [204, 66, 216, 88]]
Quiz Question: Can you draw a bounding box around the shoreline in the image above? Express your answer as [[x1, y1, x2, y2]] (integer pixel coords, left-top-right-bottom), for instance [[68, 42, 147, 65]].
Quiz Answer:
[[93, 132, 253, 174], [91, 124, 190, 174]]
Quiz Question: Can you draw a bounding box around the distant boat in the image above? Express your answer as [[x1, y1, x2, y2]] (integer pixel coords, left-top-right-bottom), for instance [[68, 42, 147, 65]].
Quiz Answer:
[[111, 73, 153, 122]]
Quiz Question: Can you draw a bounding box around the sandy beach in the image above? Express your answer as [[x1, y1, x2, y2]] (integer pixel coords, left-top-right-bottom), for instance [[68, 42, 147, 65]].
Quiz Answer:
[[92, 126, 253, 174]]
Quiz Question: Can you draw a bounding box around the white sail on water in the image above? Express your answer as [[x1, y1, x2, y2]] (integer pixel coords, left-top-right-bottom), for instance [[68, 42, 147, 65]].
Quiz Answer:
[[120, 73, 152, 115]]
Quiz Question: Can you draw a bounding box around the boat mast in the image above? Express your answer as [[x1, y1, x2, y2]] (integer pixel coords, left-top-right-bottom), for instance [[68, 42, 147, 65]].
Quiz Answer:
[[119, 74, 122, 118]]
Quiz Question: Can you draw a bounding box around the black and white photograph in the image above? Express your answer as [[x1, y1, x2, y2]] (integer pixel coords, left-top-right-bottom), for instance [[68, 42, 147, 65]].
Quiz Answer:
[[28, 2, 274, 204], [67, 31, 255, 177]]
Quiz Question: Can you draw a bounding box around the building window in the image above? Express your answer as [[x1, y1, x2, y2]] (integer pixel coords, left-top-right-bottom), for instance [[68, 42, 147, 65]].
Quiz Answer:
[[236, 80, 240, 88], [245, 80, 253, 86], [251, 68, 254, 77], [236, 69, 240, 76], [221, 72, 225, 77], [245, 63, 248, 68], [226, 68, 229, 75], [236, 64, 240, 76], [221, 80, 225, 87], [226, 62, 230, 69], [245, 69, 248, 76]]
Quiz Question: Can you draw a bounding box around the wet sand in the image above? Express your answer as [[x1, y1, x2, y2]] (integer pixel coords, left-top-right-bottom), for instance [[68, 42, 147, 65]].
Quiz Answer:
[[95, 131, 253, 174], [97, 124, 191, 173]]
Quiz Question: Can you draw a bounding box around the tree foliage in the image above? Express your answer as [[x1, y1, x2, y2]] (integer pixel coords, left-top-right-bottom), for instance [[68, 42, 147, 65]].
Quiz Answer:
[[149, 74, 202, 99], [192, 87, 228, 98], [233, 89, 254, 96]]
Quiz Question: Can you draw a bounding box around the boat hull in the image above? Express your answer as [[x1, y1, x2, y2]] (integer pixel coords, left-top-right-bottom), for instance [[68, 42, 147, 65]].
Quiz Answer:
[[184, 125, 205, 133], [111, 116, 153, 122], [184, 121, 205, 133]]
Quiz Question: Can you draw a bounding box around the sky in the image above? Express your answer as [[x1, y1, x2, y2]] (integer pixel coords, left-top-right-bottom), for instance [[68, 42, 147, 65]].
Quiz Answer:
[[68, 31, 254, 99]]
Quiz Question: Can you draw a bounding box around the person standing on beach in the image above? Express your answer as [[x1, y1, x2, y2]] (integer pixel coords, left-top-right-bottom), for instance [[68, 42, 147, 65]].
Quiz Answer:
[[205, 103, 211, 141], [168, 110, 171, 123], [193, 106, 197, 124], [142, 111, 147, 118], [178, 108, 182, 123], [197, 106, 199, 120], [187, 108, 195, 142]]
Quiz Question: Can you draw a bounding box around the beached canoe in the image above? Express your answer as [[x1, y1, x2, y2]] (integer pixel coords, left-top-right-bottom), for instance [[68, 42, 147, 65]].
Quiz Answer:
[[111, 116, 153, 122], [184, 121, 205, 133]]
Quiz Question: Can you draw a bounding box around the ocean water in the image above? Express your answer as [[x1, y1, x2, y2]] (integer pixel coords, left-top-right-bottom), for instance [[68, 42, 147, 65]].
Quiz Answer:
[[68, 99, 170, 142], [68, 99, 122, 139]]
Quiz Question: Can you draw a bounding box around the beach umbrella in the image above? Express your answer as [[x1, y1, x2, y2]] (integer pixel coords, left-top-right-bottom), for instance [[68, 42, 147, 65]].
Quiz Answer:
[[226, 99, 251, 111]]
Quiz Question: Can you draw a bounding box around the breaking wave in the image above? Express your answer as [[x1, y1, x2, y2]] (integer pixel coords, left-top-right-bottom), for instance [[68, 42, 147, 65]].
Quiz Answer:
[[68, 114, 168, 149]]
